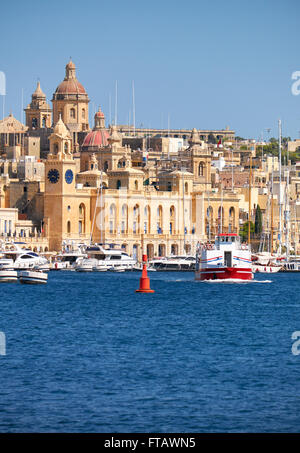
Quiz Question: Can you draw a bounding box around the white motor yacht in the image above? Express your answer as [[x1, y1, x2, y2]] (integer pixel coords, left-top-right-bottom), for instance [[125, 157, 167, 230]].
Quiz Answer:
[[76, 244, 137, 272], [0, 242, 49, 270], [149, 255, 196, 271], [52, 242, 87, 270]]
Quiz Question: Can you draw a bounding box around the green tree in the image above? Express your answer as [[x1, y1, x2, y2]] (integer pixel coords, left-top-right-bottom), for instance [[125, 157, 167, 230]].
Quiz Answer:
[[254, 205, 262, 235], [239, 221, 255, 242]]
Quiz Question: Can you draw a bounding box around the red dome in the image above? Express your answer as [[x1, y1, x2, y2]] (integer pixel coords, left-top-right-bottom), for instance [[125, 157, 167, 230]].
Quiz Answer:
[[55, 79, 87, 95], [82, 130, 109, 148], [95, 110, 105, 118]]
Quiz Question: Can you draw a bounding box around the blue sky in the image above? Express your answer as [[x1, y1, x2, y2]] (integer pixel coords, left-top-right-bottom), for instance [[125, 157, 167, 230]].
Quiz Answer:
[[0, 0, 300, 139]]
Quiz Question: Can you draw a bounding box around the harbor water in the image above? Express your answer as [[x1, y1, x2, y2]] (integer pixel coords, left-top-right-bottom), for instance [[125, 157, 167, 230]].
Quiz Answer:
[[0, 271, 300, 432]]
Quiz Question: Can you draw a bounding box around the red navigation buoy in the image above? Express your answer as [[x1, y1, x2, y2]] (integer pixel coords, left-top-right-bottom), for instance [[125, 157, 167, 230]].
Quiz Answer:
[[136, 254, 155, 293]]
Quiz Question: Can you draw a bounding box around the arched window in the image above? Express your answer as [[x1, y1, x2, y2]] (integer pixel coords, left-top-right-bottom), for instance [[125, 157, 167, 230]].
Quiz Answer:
[[64, 142, 68, 153], [147, 244, 154, 259], [132, 244, 138, 260], [117, 180, 121, 189], [133, 204, 140, 234], [32, 118, 38, 128], [170, 205, 175, 235], [198, 162, 205, 177], [171, 244, 178, 255], [121, 204, 128, 233], [218, 206, 224, 234], [229, 207, 235, 233], [82, 108, 85, 119], [157, 205, 163, 234], [185, 182, 188, 194], [70, 108, 76, 119], [79, 203, 86, 234], [134, 180, 138, 190], [144, 205, 151, 234], [109, 204, 116, 234], [158, 244, 166, 257], [104, 161, 109, 171], [206, 206, 213, 237]]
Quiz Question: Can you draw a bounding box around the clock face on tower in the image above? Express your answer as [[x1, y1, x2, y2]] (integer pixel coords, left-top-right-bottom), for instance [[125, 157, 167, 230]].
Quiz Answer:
[[65, 169, 74, 184], [47, 168, 60, 184]]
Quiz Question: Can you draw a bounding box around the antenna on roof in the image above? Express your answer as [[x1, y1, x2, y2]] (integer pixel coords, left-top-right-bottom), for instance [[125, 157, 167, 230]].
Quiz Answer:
[[114, 80, 118, 126], [21, 88, 23, 124], [132, 80, 135, 136], [2, 95, 4, 121], [109, 92, 111, 127]]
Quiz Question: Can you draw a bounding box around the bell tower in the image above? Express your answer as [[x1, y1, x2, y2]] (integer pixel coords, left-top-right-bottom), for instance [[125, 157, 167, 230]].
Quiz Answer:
[[188, 128, 211, 191], [25, 81, 52, 130], [44, 116, 77, 251]]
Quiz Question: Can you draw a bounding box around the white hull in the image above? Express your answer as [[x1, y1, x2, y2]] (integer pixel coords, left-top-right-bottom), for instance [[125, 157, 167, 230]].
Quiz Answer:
[[252, 264, 281, 273], [109, 266, 126, 272], [0, 270, 18, 283], [19, 270, 48, 284]]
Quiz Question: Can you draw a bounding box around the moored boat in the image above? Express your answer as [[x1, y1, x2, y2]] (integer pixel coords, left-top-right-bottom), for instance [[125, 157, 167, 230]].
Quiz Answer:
[[195, 233, 253, 281], [251, 253, 282, 273], [0, 259, 19, 283], [19, 270, 48, 284], [77, 244, 137, 272]]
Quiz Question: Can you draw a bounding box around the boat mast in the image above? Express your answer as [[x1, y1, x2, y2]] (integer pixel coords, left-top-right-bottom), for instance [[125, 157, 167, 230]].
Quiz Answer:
[[100, 167, 103, 244], [278, 119, 282, 255], [285, 166, 290, 261], [182, 170, 186, 253], [271, 155, 274, 254], [207, 190, 211, 241], [220, 183, 223, 234], [132, 80, 135, 137], [248, 153, 252, 245]]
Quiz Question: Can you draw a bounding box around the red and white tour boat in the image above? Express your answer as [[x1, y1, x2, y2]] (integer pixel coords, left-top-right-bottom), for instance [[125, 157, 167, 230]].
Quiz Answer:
[[195, 233, 253, 281]]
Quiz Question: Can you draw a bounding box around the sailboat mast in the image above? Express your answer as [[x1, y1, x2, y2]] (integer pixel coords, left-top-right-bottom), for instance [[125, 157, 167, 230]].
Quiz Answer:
[[132, 80, 135, 137], [286, 167, 290, 261], [248, 153, 252, 245], [271, 156, 274, 254], [278, 119, 282, 255]]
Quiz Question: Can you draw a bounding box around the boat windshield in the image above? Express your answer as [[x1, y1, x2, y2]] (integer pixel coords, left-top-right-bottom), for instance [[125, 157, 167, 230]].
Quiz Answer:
[[217, 235, 238, 244]]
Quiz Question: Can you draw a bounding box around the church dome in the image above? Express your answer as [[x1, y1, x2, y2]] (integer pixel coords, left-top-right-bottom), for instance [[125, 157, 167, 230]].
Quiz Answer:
[[82, 129, 109, 147], [53, 60, 88, 97], [82, 107, 109, 148], [55, 79, 86, 94], [54, 79, 87, 95]]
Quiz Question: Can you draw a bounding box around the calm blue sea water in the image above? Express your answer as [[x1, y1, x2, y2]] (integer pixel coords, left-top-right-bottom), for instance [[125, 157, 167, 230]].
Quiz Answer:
[[0, 271, 300, 433]]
